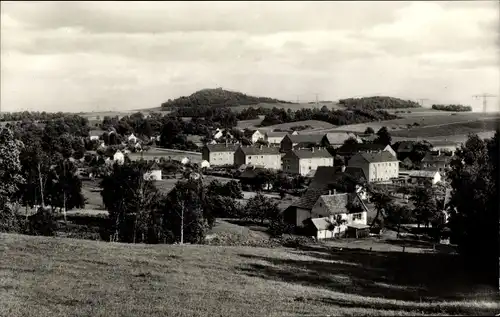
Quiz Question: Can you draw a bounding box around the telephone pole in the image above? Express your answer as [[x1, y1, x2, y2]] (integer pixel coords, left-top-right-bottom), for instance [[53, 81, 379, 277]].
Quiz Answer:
[[315, 93, 319, 107], [472, 93, 497, 113]]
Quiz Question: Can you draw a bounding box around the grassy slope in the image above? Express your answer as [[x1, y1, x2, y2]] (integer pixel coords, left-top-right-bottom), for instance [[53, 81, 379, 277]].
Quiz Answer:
[[1, 233, 498, 317]]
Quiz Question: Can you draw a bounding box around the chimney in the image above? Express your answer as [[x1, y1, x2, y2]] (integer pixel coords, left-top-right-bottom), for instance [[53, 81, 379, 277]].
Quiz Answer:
[[328, 190, 332, 195], [341, 165, 346, 173], [333, 189, 337, 195]]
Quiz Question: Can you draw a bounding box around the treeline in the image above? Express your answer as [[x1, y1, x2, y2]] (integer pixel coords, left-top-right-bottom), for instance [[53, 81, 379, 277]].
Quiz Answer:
[[161, 88, 291, 109], [338, 96, 421, 109], [0, 111, 73, 122], [260, 107, 398, 127], [432, 104, 472, 112]]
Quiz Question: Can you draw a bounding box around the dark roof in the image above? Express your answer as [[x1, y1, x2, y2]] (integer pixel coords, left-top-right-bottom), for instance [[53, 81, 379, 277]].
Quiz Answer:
[[291, 148, 333, 159], [395, 141, 415, 152], [206, 144, 238, 152], [243, 129, 259, 138], [287, 134, 324, 144], [266, 132, 288, 138], [316, 193, 350, 214], [292, 166, 366, 210], [337, 143, 389, 155], [238, 145, 281, 156], [351, 151, 399, 163]]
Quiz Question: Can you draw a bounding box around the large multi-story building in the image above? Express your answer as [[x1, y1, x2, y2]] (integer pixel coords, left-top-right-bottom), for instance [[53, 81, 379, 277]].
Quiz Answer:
[[201, 144, 238, 166], [282, 147, 334, 176], [347, 151, 399, 183], [234, 145, 282, 170], [280, 134, 324, 152]]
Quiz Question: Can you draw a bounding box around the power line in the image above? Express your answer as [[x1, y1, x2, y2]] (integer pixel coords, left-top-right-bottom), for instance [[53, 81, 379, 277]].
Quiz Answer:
[[472, 93, 497, 113]]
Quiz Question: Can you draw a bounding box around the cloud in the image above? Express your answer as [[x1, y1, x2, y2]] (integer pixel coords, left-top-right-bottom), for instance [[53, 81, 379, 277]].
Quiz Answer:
[[1, 1, 499, 112]]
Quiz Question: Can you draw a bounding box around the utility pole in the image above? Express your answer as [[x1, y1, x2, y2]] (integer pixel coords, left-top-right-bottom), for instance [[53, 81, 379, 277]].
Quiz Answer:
[[296, 95, 300, 104], [472, 93, 497, 113], [315, 93, 320, 107]]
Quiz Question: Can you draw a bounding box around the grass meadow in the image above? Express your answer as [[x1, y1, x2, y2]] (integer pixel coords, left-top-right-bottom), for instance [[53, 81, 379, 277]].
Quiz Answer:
[[1, 233, 498, 317]]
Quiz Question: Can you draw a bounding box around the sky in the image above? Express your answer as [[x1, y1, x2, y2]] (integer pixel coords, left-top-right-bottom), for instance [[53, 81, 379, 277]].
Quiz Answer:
[[1, 1, 499, 113]]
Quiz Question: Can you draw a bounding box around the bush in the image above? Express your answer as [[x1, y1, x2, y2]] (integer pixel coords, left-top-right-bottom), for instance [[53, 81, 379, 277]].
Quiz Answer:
[[28, 207, 57, 236]]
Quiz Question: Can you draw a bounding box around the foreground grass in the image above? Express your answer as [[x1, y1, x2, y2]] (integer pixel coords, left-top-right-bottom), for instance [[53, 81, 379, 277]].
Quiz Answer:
[[1, 233, 498, 317]]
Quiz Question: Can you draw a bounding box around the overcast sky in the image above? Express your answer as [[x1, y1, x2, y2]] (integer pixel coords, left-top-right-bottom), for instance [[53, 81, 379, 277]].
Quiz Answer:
[[1, 1, 499, 112]]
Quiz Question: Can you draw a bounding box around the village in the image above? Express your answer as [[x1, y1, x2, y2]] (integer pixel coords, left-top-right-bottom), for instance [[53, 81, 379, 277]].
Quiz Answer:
[[77, 124, 456, 243]]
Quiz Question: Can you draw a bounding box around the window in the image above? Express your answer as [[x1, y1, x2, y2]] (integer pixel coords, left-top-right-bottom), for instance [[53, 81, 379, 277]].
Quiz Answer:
[[352, 213, 362, 221], [248, 156, 252, 160], [309, 166, 312, 170]]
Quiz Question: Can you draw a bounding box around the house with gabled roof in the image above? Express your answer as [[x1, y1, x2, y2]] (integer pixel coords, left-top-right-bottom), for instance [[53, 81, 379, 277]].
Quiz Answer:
[[265, 131, 288, 144], [234, 145, 282, 170], [201, 143, 238, 166], [243, 129, 265, 143], [280, 134, 324, 152], [282, 147, 333, 176], [321, 132, 362, 148], [347, 151, 399, 183], [283, 166, 369, 228], [336, 143, 396, 161]]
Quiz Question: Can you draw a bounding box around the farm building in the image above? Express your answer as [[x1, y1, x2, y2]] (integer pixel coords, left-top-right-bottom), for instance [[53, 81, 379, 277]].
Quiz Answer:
[[281, 147, 334, 176], [399, 170, 442, 185], [265, 131, 288, 144], [280, 134, 324, 152], [393, 141, 415, 160], [321, 132, 362, 148], [347, 152, 399, 183], [201, 143, 238, 166], [234, 145, 282, 170], [336, 143, 396, 161]]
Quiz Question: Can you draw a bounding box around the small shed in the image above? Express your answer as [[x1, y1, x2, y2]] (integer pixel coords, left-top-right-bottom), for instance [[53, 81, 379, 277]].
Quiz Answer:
[[305, 217, 336, 240], [346, 223, 370, 238]]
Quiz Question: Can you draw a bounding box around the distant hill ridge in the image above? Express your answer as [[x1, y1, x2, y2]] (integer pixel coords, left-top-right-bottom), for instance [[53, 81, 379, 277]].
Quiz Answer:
[[338, 96, 421, 109], [161, 88, 292, 109]]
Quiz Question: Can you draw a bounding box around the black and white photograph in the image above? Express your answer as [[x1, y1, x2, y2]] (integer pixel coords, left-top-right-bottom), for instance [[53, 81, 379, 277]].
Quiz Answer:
[[1, 1, 499, 316]]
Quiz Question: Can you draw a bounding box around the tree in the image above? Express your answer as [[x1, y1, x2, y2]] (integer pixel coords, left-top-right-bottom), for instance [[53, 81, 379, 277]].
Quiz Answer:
[[45, 159, 86, 217], [343, 137, 359, 146], [446, 132, 498, 284], [364, 127, 375, 135], [162, 178, 213, 244], [100, 161, 160, 243], [409, 181, 439, 228], [369, 189, 392, 228], [244, 193, 280, 225], [374, 126, 392, 146], [0, 127, 25, 232], [385, 203, 412, 236]]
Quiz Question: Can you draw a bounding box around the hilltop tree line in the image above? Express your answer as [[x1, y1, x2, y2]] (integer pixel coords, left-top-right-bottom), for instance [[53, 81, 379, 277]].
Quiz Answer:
[[338, 96, 421, 109], [0, 111, 74, 122], [432, 104, 472, 112], [161, 88, 291, 109], [260, 107, 398, 127]]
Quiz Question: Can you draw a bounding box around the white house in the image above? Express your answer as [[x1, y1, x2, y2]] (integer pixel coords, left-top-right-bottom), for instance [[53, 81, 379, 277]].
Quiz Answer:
[[244, 129, 265, 143], [200, 160, 211, 169], [113, 150, 125, 165], [281, 147, 334, 176], [143, 163, 162, 181], [304, 192, 369, 239], [265, 131, 288, 145], [89, 130, 101, 141], [347, 152, 399, 183], [399, 170, 442, 185], [128, 133, 138, 144]]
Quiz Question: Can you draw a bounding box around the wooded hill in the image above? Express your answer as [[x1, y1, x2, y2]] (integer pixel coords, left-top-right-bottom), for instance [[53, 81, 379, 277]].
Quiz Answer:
[[161, 88, 291, 109], [338, 97, 421, 109]]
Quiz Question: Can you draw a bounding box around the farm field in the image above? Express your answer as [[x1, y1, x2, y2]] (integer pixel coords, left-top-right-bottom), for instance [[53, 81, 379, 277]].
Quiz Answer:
[[313, 112, 500, 134], [236, 118, 264, 130], [259, 120, 336, 132], [1, 233, 498, 317], [390, 118, 500, 138]]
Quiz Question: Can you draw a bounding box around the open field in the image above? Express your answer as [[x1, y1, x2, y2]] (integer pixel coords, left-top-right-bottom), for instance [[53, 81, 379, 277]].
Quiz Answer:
[[1, 233, 498, 317], [259, 120, 337, 132], [236, 118, 264, 129], [309, 112, 500, 134], [390, 118, 500, 138]]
